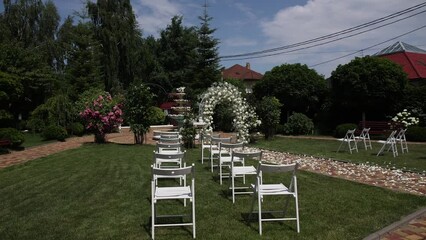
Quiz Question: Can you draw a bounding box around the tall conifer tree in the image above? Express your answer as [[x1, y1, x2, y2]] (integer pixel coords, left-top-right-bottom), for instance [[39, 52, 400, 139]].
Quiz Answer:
[[195, 2, 220, 92]]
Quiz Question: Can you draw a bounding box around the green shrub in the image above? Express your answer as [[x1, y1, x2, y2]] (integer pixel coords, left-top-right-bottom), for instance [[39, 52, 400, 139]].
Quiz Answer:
[[406, 126, 426, 142], [147, 106, 166, 125], [334, 123, 358, 138], [0, 128, 25, 147], [68, 122, 85, 136], [283, 113, 314, 135], [42, 125, 68, 141]]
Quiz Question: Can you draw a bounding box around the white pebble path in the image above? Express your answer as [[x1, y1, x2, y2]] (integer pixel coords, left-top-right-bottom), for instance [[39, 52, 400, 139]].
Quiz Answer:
[[250, 148, 426, 196]]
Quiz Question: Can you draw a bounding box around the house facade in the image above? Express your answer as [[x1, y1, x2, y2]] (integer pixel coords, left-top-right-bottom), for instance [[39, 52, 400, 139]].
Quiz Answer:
[[221, 63, 263, 93]]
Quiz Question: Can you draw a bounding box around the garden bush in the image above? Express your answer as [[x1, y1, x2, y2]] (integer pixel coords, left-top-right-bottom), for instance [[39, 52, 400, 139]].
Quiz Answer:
[[147, 106, 166, 125], [68, 122, 85, 136], [406, 126, 426, 142], [0, 128, 25, 147], [334, 123, 358, 138], [283, 113, 314, 135], [42, 125, 68, 141]]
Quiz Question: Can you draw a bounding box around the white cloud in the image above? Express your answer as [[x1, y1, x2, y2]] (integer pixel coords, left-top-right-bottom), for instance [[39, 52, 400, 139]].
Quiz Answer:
[[223, 37, 257, 47], [234, 2, 256, 21], [258, 0, 426, 76], [133, 0, 183, 36]]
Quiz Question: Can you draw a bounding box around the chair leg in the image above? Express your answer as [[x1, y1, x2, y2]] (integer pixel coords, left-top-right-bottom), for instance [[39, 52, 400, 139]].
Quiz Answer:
[[192, 196, 196, 239], [219, 162, 223, 185], [201, 147, 204, 164], [295, 194, 300, 233], [151, 200, 155, 239], [377, 143, 386, 156], [258, 192, 262, 235], [337, 141, 344, 152], [232, 173, 236, 203]]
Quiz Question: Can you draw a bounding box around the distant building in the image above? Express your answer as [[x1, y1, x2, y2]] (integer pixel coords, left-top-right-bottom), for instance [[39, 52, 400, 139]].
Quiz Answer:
[[221, 63, 263, 93], [373, 41, 426, 85]]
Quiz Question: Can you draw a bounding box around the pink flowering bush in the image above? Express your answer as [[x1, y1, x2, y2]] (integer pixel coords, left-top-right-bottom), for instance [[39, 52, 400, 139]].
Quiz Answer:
[[80, 93, 123, 143]]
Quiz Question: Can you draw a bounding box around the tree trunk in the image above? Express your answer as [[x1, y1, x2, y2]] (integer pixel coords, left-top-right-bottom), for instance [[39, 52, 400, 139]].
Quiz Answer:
[[94, 132, 106, 143], [134, 132, 144, 144]]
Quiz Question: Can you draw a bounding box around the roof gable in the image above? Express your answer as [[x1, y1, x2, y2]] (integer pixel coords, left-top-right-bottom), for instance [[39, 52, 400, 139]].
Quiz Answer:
[[373, 41, 426, 56], [222, 64, 263, 80]]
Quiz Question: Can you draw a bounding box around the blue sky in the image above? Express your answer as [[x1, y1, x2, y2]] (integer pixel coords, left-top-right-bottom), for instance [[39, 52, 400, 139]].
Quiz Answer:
[[3, 0, 426, 77]]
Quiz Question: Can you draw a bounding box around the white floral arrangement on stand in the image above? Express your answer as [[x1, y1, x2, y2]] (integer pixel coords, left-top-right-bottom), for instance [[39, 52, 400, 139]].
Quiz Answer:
[[199, 81, 261, 143], [391, 109, 419, 127], [176, 87, 186, 93]]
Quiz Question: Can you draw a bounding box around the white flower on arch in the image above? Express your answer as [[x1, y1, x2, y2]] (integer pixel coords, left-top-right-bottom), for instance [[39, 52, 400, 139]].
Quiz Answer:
[[199, 82, 260, 143]]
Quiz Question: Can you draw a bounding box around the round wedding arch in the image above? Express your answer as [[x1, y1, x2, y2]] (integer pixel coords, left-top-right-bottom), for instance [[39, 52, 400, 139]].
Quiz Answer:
[[198, 82, 260, 143]]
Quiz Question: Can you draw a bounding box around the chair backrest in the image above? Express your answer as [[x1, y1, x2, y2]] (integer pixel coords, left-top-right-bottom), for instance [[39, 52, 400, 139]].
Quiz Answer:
[[156, 142, 182, 153], [219, 142, 244, 152], [211, 137, 232, 145], [232, 150, 262, 161], [256, 162, 299, 191], [152, 164, 194, 177], [344, 129, 356, 140], [201, 133, 220, 145], [160, 134, 179, 139], [258, 162, 298, 174], [360, 128, 370, 137], [386, 130, 398, 142], [153, 151, 185, 165], [395, 129, 407, 141], [158, 137, 181, 143]]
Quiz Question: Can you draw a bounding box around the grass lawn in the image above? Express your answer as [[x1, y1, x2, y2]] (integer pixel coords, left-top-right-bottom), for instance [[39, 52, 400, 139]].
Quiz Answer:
[[0, 143, 425, 239], [252, 136, 426, 173]]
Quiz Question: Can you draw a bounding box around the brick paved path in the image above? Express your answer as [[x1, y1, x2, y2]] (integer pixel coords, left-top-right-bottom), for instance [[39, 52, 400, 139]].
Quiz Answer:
[[0, 129, 425, 239]]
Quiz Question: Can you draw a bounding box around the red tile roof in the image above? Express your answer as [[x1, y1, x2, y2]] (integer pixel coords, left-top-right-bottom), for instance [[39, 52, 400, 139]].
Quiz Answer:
[[374, 42, 426, 80], [379, 52, 426, 80], [222, 64, 263, 81]]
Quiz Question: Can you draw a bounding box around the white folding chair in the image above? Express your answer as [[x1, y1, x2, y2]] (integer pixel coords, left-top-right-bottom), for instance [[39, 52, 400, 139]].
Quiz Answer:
[[210, 137, 232, 172], [229, 150, 262, 203], [218, 142, 244, 185], [249, 162, 300, 235], [377, 130, 398, 157], [200, 133, 220, 164], [337, 129, 358, 154], [156, 142, 182, 154], [395, 129, 408, 153], [151, 164, 196, 239], [355, 128, 372, 150]]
